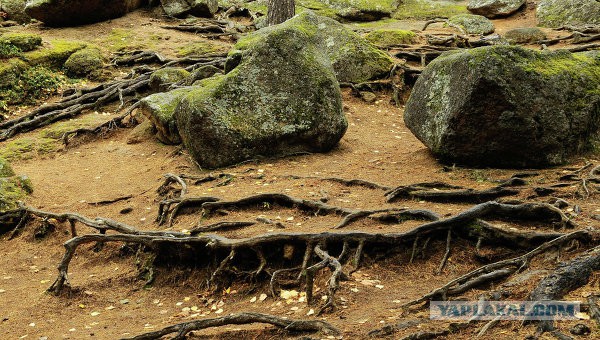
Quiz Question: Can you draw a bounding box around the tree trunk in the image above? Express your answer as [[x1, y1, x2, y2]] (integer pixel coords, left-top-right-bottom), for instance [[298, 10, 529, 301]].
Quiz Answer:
[[267, 0, 295, 26]]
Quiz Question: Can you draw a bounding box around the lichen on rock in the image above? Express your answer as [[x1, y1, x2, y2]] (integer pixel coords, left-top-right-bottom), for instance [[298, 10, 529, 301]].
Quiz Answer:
[[404, 46, 600, 168], [64, 47, 105, 78]]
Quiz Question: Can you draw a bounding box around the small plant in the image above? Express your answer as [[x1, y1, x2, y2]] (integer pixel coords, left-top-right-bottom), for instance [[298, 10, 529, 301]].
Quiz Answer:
[[0, 66, 64, 111], [0, 42, 22, 59]]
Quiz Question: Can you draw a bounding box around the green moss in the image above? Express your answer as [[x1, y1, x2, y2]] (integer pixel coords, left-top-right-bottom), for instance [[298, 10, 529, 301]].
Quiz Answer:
[[39, 114, 107, 139], [24, 39, 86, 69], [537, 0, 600, 27], [297, 0, 339, 18], [365, 29, 417, 47], [149, 67, 191, 92], [394, 0, 468, 20], [176, 41, 225, 57], [448, 14, 495, 35], [0, 65, 64, 110], [102, 28, 147, 52], [0, 42, 22, 59], [64, 47, 105, 77], [0, 33, 42, 51], [0, 157, 16, 177], [0, 136, 60, 161], [140, 88, 192, 144]]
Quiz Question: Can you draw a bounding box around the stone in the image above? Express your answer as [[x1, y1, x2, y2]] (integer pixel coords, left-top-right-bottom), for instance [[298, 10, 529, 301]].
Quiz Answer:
[[160, 0, 218, 18], [0, 0, 30, 23], [139, 88, 191, 145], [184, 65, 222, 86], [537, 0, 600, 27], [504, 27, 546, 44], [0, 157, 31, 214], [64, 47, 104, 77], [126, 119, 156, 144], [0, 33, 42, 51], [404, 46, 600, 168], [148, 67, 190, 92], [448, 14, 495, 35], [394, 0, 468, 20], [230, 11, 393, 83], [23, 39, 86, 69], [175, 13, 347, 168], [24, 0, 145, 26], [467, 0, 525, 18], [364, 29, 417, 48]]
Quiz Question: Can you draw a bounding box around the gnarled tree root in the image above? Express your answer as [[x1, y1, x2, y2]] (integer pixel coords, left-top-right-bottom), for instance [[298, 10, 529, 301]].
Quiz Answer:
[[123, 312, 339, 340]]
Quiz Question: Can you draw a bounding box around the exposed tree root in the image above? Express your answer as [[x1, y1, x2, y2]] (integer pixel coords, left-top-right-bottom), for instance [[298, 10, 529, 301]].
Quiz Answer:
[[385, 181, 521, 203], [286, 174, 392, 191], [124, 312, 339, 340], [404, 230, 594, 310], [0, 55, 225, 141], [528, 245, 600, 337]]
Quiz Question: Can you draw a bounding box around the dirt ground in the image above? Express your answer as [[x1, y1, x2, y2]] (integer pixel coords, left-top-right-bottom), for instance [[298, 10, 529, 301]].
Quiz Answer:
[[1, 5, 599, 340]]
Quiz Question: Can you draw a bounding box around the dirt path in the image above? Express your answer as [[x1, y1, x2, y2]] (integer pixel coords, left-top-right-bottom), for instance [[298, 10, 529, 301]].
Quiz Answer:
[[1, 7, 599, 340]]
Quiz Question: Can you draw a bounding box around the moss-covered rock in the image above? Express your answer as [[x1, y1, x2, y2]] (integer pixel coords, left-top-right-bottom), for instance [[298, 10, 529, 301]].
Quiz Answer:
[[160, 0, 218, 17], [0, 33, 42, 51], [467, 0, 525, 18], [24, 39, 87, 69], [449, 14, 495, 35], [64, 47, 105, 77], [184, 65, 222, 86], [175, 14, 347, 168], [0, 157, 32, 214], [126, 119, 157, 144], [504, 27, 546, 44], [0, 58, 27, 88], [0, 157, 16, 177], [176, 41, 225, 57], [404, 46, 600, 168], [536, 0, 600, 27], [149, 67, 190, 93], [0, 0, 31, 23], [24, 0, 145, 26], [140, 88, 192, 145], [365, 29, 417, 48], [231, 11, 393, 83], [394, 0, 468, 20]]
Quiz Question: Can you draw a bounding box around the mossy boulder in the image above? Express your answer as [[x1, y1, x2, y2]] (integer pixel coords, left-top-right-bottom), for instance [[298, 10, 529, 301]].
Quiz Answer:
[[24, 0, 145, 26], [184, 65, 222, 86], [365, 29, 417, 48], [324, 0, 398, 21], [537, 0, 600, 27], [0, 157, 32, 213], [160, 0, 218, 17], [140, 88, 192, 145], [175, 15, 347, 168], [504, 27, 546, 44], [149, 67, 190, 92], [0, 0, 31, 23], [64, 47, 104, 77], [0, 33, 42, 51], [467, 0, 525, 18], [404, 46, 600, 168], [24, 39, 87, 69], [394, 0, 468, 20], [231, 11, 393, 83], [448, 14, 495, 35], [0, 58, 27, 88]]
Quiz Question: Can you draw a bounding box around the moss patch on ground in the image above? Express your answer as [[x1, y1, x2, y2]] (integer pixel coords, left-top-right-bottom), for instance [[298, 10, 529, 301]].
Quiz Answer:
[[24, 39, 87, 69], [365, 29, 417, 47]]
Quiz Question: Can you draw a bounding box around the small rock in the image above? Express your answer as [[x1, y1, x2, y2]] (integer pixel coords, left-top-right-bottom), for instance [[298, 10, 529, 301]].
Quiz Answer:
[[570, 323, 591, 336], [360, 91, 377, 103]]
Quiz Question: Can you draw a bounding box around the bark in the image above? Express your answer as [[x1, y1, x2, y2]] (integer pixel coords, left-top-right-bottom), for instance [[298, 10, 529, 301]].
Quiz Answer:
[[267, 0, 295, 26]]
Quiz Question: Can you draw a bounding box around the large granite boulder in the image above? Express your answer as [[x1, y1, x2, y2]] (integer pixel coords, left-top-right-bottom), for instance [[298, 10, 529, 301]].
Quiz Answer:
[[229, 11, 393, 83], [175, 13, 347, 168], [467, 0, 525, 18], [404, 46, 600, 168], [160, 0, 218, 18], [537, 0, 600, 27], [24, 0, 145, 26]]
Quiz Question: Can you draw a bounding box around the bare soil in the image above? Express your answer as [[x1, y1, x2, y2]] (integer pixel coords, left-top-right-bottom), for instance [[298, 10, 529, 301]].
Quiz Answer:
[[1, 6, 599, 340]]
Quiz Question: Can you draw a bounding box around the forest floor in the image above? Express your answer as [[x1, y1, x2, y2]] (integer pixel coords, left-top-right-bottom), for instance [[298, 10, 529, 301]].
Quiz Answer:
[[1, 4, 599, 340]]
